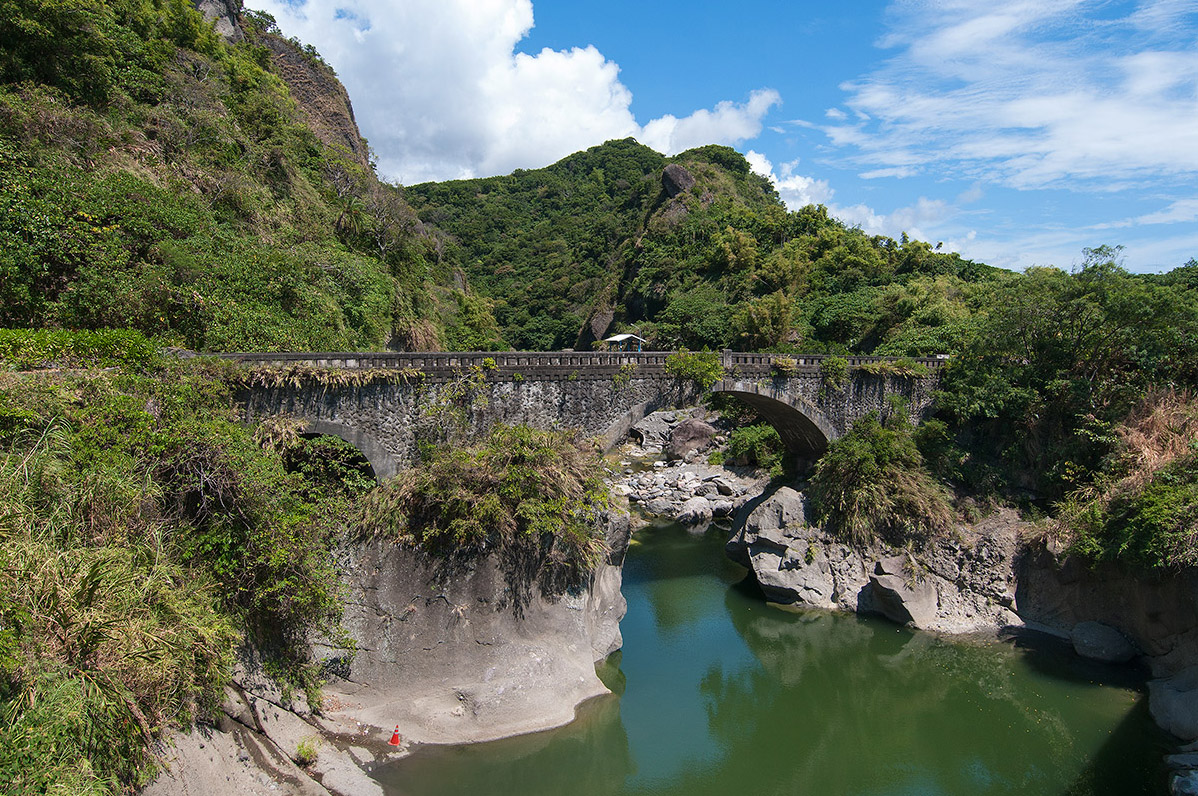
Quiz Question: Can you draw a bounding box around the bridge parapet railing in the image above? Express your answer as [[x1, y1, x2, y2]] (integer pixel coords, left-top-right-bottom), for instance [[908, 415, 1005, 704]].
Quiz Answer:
[[219, 350, 679, 379], [720, 350, 947, 377], [218, 350, 945, 380]]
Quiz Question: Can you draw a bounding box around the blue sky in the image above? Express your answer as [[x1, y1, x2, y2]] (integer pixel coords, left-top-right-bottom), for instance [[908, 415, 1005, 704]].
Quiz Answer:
[[256, 0, 1198, 273]]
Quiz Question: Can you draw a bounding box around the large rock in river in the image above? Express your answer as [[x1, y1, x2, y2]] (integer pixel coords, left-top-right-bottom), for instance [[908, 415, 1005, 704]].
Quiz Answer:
[[725, 488, 1021, 633], [665, 418, 717, 461]]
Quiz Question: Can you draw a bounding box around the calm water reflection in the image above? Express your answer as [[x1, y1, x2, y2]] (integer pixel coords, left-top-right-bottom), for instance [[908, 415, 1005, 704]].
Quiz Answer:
[[375, 521, 1168, 795]]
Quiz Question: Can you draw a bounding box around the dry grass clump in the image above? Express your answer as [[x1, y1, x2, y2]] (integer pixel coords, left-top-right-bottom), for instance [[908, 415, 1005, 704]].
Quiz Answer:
[[1055, 391, 1198, 569]]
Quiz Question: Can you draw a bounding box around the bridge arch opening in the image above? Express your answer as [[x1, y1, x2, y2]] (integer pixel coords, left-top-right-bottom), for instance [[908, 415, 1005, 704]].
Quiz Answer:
[[284, 419, 392, 483], [711, 389, 837, 458]]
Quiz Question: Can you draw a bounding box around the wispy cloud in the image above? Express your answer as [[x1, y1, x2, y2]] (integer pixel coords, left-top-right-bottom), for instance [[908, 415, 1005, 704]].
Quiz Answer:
[[822, 0, 1198, 191], [254, 0, 778, 183]]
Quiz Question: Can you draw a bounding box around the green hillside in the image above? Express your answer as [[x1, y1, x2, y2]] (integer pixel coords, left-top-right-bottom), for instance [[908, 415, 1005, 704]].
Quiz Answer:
[[0, 0, 497, 352], [406, 140, 1007, 355]]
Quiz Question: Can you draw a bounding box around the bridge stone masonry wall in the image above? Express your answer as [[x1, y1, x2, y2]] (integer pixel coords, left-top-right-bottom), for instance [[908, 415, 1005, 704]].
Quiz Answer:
[[229, 351, 702, 478], [713, 352, 944, 458], [223, 350, 944, 478]]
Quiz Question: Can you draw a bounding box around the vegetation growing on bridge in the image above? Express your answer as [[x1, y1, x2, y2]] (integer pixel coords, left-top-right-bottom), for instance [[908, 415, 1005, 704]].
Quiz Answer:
[[664, 348, 724, 390]]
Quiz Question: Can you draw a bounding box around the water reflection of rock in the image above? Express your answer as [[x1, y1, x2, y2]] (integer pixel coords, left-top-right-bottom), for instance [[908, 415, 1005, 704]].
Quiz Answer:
[[372, 693, 632, 796], [670, 592, 1145, 796]]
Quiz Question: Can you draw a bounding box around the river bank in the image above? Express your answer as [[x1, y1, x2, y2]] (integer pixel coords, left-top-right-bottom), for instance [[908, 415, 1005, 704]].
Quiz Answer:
[[143, 410, 1198, 796]]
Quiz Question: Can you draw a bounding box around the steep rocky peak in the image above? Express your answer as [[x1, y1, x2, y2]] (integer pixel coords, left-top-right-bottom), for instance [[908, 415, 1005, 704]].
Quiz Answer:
[[193, 0, 242, 42], [661, 163, 696, 198]]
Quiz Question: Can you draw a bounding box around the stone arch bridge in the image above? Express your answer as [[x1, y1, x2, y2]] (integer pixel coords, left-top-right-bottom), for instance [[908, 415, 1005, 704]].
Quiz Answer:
[[225, 350, 944, 479]]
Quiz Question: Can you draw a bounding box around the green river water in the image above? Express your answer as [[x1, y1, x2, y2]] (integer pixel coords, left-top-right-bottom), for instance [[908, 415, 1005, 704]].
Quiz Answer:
[[375, 520, 1170, 795]]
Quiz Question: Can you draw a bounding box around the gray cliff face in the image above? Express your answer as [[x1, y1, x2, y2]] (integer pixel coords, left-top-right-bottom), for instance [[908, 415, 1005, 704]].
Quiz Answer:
[[143, 515, 630, 795], [193, 0, 242, 41], [316, 512, 630, 746]]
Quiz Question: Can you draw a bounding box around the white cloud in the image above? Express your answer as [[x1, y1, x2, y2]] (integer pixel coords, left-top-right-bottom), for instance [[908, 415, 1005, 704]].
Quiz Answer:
[[640, 90, 781, 157], [1135, 198, 1198, 225], [747, 150, 961, 243], [253, 0, 778, 183], [823, 1, 1198, 190], [745, 151, 834, 208], [829, 197, 955, 243]]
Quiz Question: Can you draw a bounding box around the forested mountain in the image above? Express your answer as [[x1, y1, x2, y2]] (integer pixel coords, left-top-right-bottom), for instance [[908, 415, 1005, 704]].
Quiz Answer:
[[406, 140, 1008, 354]]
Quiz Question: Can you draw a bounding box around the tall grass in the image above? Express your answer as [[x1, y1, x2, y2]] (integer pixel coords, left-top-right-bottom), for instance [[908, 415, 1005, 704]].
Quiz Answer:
[[1056, 391, 1198, 569], [0, 360, 356, 793], [808, 413, 955, 548], [0, 419, 236, 793]]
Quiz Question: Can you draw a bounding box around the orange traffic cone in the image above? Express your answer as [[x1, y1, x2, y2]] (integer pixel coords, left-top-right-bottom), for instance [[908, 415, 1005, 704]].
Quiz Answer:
[[388, 725, 401, 746]]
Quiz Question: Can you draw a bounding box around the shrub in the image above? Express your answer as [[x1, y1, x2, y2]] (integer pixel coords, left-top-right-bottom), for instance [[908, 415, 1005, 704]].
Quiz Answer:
[[357, 425, 609, 600], [771, 356, 799, 376], [0, 328, 158, 370], [665, 348, 723, 390], [819, 355, 849, 387], [294, 737, 319, 767], [808, 413, 955, 547], [1058, 391, 1198, 569], [726, 423, 785, 475]]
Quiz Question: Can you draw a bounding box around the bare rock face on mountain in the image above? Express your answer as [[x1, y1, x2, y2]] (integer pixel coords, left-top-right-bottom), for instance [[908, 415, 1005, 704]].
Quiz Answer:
[[661, 164, 696, 198], [193, 0, 242, 41], [261, 36, 372, 169]]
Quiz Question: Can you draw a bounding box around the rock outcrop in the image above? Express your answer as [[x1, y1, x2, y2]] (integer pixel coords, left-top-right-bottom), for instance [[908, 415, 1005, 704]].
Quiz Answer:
[[317, 512, 630, 745], [260, 35, 372, 169], [193, 0, 242, 41], [725, 487, 1022, 634], [145, 512, 631, 794], [661, 164, 695, 198]]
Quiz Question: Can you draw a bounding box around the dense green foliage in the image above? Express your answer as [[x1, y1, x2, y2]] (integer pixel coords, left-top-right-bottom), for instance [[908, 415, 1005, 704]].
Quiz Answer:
[[1055, 392, 1198, 570], [724, 423, 785, 476], [809, 412, 955, 547], [407, 141, 1003, 353], [0, 354, 364, 793], [0, 0, 488, 352], [406, 138, 666, 350], [357, 425, 610, 595], [0, 327, 158, 369], [664, 348, 724, 390], [934, 252, 1198, 503]]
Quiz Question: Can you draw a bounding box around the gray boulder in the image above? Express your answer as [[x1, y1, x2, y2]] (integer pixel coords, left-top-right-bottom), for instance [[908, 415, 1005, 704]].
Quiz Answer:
[[747, 486, 808, 533], [869, 556, 938, 628], [1070, 621, 1139, 663], [665, 419, 718, 461], [645, 497, 673, 516], [1173, 770, 1198, 796], [631, 411, 678, 450], [677, 496, 713, 526], [711, 499, 735, 517], [1151, 667, 1198, 742]]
